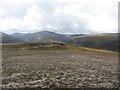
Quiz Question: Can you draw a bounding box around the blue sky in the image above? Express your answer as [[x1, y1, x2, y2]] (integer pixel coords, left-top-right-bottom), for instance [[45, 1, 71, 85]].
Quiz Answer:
[[0, 0, 118, 34]]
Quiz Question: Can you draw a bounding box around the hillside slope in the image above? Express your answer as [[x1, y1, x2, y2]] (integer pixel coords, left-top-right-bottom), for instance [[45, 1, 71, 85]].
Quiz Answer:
[[11, 31, 70, 42], [71, 33, 119, 52], [5, 32, 119, 52], [0, 32, 23, 43]]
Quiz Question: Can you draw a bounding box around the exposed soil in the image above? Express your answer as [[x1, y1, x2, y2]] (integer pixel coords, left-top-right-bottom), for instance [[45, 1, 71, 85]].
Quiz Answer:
[[1, 47, 118, 89]]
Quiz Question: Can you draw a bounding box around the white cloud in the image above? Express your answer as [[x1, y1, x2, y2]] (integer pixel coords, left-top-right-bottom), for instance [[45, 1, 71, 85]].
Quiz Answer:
[[88, 13, 117, 33], [0, 0, 119, 34], [54, 0, 118, 33], [0, 0, 38, 5], [0, 17, 21, 33], [0, 8, 6, 14], [22, 4, 42, 29], [0, 4, 43, 33]]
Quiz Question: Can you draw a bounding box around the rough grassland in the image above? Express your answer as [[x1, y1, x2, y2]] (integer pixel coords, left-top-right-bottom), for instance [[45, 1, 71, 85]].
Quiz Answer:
[[1, 44, 119, 89]]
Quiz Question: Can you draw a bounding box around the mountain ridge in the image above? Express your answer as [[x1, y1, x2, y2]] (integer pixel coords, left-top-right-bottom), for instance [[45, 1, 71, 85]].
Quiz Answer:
[[10, 31, 71, 43], [0, 32, 24, 43], [1, 31, 119, 52]]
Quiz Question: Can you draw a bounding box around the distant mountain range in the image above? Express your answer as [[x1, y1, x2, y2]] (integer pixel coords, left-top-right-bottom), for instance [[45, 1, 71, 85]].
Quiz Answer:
[[0, 31, 119, 52], [67, 34, 86, 38], [0, 32, 23, 43], [10, 31, 71, 43]]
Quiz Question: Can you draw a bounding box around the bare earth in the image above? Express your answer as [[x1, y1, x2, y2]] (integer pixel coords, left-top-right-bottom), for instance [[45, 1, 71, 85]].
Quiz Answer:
[[2, 48, 118, 89]]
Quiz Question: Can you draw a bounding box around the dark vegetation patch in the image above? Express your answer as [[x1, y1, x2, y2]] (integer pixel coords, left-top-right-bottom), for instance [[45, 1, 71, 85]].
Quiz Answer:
[[71, 33, 119, 52], [2, 42, 67, 50]]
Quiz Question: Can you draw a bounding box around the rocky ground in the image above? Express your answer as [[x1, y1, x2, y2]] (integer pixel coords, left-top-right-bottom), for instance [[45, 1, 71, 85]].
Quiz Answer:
[[1, 46, 119, 89]]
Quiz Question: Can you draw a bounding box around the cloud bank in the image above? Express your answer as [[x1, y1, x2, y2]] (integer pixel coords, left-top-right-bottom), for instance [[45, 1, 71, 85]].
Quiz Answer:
[[0, 0, 118, 34]]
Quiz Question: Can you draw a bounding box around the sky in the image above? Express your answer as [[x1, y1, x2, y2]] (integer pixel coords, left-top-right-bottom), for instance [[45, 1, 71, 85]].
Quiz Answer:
[[0, 0, 119, 34]]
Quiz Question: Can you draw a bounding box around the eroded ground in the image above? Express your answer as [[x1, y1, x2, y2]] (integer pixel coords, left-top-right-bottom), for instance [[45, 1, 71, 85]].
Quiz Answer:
[[2, 47, 118, 89]]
